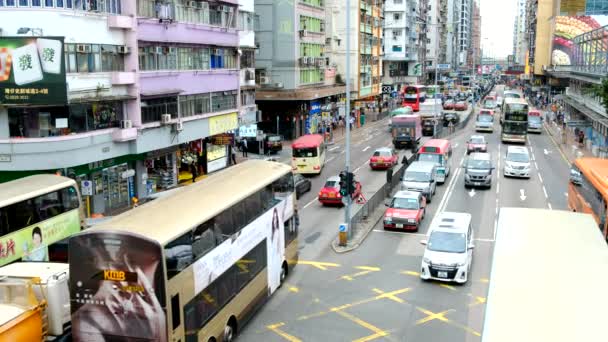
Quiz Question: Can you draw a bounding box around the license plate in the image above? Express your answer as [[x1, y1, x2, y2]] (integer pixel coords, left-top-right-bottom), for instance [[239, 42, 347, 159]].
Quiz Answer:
[[437, 271, 448, 278], [474, 182, 481, 186], [396, 224, 403, 228]]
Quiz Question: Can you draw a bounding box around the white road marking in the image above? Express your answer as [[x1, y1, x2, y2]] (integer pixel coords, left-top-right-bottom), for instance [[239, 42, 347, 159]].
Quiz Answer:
[[531, 153, 535, 161], [326, 156, 336, 163], [373, 229, 426, 237], [520, 189, 527, 201], [363, 146, 371, 152], [543, 186, 548, 199], [436, 158, 463, 213], [475, 238, 495, 242], [303, 198, 317, 209], [538, 173, 543, 183], [493, 219, 498, 241], [548, 202, 553, 210], [354, 166, 362, 173], [340, 150, 346, 154], [329, 146, 340, 151], [496, 182, 500, 194], [454, 143, 459, 148]]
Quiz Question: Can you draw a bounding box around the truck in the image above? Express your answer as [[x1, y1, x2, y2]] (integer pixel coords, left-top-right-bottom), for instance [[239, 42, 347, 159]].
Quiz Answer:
[[0, 262, 70, 341], [418, 99, 443, 120], [391, 114, 422, 151]]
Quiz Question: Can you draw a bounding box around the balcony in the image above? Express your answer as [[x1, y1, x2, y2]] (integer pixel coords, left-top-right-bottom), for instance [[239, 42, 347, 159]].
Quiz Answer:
[[139, 70, 239, 96], [112, 127, 138, 142], [108, 15, 135, 30], [111, 72, 136, 85]]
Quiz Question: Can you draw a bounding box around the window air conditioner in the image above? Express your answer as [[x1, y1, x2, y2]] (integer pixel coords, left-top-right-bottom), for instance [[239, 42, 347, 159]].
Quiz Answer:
[[173, 121, 184, 132], [120, 120, 133, 129], [260, 76, 270, 84], [117, 45, 130, 54], [161, 114, 172, 124], [76, 44, 91, 53]]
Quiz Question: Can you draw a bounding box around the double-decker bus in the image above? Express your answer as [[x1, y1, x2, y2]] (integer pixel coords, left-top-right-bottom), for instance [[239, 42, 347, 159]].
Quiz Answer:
[[482, 208, 608, 342], [500, 98, 528, 143], [568, 158, 608, 242], [68, 160, 299, 342], [402, 85, 426, 112], [0, 175, 83, 266]]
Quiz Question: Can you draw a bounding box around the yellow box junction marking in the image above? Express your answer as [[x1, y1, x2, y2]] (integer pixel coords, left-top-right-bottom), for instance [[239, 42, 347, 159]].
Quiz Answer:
[[372, 288, 412, 303], [296, 260, 341, 270], [439, 284, 457, 291], [266, 322, 302, 342], [335, 310, 389, 342], [415, 308, 454, 325], [401, 270, 420, 277], [341, 266, 381, 281], [468, 296, 486, 307]]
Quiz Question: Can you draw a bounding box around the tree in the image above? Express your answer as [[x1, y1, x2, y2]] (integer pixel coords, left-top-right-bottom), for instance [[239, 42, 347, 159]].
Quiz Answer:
[[599, 78, 608, 114]]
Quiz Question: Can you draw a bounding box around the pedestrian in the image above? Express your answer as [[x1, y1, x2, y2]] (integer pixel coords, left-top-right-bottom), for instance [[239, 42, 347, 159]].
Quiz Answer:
[[578, 130, 585, 147], [190, 163, 198, 183], [242, 138, 248, 157], [231, 144, 237, 165], [349, 115, 355, 130]]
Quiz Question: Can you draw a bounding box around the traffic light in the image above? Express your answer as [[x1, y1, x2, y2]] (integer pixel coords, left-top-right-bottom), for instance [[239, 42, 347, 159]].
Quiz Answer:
[[346, 172, 355, 196], [339, 171, 348, 197]]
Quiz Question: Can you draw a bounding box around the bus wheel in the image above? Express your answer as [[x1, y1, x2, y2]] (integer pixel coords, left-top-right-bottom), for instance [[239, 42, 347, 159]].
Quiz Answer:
[[223, 317, 237, 342]]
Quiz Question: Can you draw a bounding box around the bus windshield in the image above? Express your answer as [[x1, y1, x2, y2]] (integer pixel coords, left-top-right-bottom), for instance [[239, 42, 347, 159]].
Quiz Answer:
[[503, 121, 527, 134], [293, 147, 318, 158]]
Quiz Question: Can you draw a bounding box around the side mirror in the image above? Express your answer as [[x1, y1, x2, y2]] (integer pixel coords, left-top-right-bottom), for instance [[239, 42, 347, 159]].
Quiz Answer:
[[420, 240, 428, 245], [468, 244, 475, 250]]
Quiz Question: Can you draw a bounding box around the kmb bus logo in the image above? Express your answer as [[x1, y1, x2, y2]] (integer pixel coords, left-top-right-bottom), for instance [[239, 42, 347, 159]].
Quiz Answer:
[[104, 270, 126, 281]]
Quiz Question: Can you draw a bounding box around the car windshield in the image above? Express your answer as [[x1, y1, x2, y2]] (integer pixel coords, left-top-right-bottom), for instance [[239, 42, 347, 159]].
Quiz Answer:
[[294, 174, 304, 182], [293, 147, 318, 158], [324, 180, 338, 188], [477, 115, 493, 122], [404, 171, 431, 182], [268, 136, 281, 141], [417, 153, 442, 165], [528, 116, 541, 124], [391, 197, 419, 210], [373, 151, 392, 157], [484, 100, 495, 107], [470, 137, 485, 144], [467, 159, 491, 169], [427, 231, 467, 253], [507, 152, 529, 163]]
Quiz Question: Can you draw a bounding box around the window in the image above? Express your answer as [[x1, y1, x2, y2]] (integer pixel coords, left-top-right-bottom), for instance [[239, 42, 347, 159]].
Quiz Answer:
[[394, 13, 400, 20], [141, 97, 178, 123], [392, 30, 402, 36], [392, 45, 403, 52], [211, 91, 237, 111], [179, 93, 211, 118], [299, 15, 324, 33], [64, 44, 124, 73], [171, 294, 181, 330]]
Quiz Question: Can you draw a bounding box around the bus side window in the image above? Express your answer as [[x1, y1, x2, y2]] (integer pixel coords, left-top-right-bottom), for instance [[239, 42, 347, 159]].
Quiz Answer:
[[62, 187, 80, 211], [164, 233, 194, 279], [171, 294, 181, 330], [0, 208, 8, 235], [192, 223, 217, 260]]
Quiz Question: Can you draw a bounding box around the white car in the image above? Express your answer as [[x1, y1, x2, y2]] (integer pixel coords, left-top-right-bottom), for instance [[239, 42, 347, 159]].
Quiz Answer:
[[503, 146, 531, 178], [420, 212, 474, 284]]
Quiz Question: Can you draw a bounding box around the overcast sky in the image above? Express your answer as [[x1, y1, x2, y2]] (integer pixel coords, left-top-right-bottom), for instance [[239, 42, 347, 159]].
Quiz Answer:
[[480, 0, 517, 58]]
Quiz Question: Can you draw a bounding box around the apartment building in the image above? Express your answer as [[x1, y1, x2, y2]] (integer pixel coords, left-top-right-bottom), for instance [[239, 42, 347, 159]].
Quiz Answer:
[[0, 0, 244, 215], [382, 0, 420, 90], [254, 0, 345, 139], [457, 0, 472, 67], [525, 0, 553, 79], [513, 0, 527, 65], [469, 0, 481, 69]]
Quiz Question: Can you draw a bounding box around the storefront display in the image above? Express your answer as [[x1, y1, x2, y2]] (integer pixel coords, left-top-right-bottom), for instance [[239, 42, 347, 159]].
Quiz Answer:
[[145, 150, 177, 195], [206, 142, 228, 173]]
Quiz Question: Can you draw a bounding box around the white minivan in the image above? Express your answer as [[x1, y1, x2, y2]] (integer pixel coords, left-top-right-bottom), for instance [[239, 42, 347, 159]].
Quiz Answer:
[[420, 212, 474, 284], [503, 146, 531, 178]]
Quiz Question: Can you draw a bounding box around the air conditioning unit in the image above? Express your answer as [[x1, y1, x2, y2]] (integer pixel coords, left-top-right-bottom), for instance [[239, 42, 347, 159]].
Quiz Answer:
[[299, 30, 308, 38], [188, 1, 197, 7], [245, 70, 254, 81], [155, 46, 164, 54], [316, 58, 324, 67], [161, 114, 172, 124], [260, 76, 270, 84], [120, 120, 133, 129], [117, 45, 130, 54], [173, 121, 184, 132], [76, 44, 90, 53], [275, 82, 283, 88]]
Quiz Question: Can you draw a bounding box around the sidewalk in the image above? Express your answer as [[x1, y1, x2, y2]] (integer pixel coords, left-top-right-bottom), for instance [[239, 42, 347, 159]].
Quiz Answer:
[[543, 118, 593, 164]]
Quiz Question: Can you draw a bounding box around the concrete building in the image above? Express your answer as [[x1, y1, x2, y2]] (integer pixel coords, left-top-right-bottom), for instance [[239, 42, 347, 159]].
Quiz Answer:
[[0, 0, 245, 215], [457, 0, 472, 68], [238, 0, 258, 135], [254, 0, 345, 139], [469, 0, 481, 70], [382, 0, 420, 90], [445, 0, 460, 70], [525, 0, 553, 79], [513, 0, 527, 65]]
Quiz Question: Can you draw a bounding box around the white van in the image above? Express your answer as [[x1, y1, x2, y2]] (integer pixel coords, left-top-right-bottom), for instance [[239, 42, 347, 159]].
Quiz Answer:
[[503, 146, 531, 178]]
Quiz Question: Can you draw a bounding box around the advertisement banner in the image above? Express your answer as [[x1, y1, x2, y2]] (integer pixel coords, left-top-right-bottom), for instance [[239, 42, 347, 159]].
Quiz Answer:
[[209, 112, 238, 135], [552, 13, 608, 65], [0, 36, 67, 105], [0, 210, 80, 266]]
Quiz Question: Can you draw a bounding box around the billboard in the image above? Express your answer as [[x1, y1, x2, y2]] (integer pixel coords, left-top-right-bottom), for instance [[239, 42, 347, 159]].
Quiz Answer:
[[0, 37, 67, 105], [552, 4, 608, 66]]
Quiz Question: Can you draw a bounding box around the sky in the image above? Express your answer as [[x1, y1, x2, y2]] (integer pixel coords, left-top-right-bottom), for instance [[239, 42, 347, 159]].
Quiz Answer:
[[480, 0, 518, 58]]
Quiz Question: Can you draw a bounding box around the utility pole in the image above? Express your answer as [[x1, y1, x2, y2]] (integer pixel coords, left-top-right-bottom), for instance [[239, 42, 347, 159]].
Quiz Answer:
[[344, 0, 352, 239]]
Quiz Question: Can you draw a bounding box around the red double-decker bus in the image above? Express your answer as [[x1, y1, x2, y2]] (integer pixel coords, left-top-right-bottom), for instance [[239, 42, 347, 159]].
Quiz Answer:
[[402, 85, 427, 112]]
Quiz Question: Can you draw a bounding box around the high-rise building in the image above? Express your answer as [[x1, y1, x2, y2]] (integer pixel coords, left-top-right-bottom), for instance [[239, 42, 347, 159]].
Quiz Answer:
[[382, 0, 420, 89], [0, 1, 246, 214], [469, 0, 481, 69], [457, 0, 473, 68], [254, 0, 345, 139], [445, 0, 460, 69], [525, 0, 554, 78], [513, 0, 527, 65], [238, 0, 258, 133]]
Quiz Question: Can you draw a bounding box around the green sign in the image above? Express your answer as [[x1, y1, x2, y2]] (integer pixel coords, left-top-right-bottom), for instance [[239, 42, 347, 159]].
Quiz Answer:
[[0, 210, 80, 266], [0, 36, 67, 105]]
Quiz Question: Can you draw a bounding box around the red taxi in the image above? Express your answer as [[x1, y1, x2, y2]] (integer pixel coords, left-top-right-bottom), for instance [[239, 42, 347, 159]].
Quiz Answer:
[[454, 101, 468, 111], [383, 191, 426, 232], [369, 147, 398, 170], [466, 135, 488, 154], [318, 176, 362, 206], [443, 100, 455, 110]]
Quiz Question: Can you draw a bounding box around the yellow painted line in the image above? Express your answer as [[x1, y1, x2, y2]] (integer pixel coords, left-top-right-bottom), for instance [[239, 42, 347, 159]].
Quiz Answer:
[[468, 296, 486, 307], [415, 308, 454, 325], [372, 287, 411, 303], [266, 322, 302, 342], [355, 266, 381, 271], [297, 310, 329, 321], [401, 270, 420, 277], [297, 260, 341, 270], [334, 310, 388, 342], [478, 278, 489, 283], [340, 266, 381, 281], [445, 319, 482, 337], [288, 286, 299, 293], [439, 284, 457, 291]]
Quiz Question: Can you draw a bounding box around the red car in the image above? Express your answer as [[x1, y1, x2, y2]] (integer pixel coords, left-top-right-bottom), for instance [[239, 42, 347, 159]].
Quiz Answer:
[[369, 147, 398, 170], [318, 176, 362, 206], [466, 135, 488, 154], [454, 101, 468, 111], [383, 191, 426, 232], [443, 100, 455, 110]]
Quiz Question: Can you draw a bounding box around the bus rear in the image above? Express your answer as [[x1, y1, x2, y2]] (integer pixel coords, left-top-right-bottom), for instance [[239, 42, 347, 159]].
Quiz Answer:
[[292, 134, 326, 175], [501, 100, 528, 144]]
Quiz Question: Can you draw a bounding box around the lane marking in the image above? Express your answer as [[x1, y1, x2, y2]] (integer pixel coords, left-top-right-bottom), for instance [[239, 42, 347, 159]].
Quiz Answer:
[[475, 238, 495, 242], [531, 153, 536, 161], [402, 270, 420, 277], [436, 158, 463, 213], [296, 261, 340, 270], [329, 146, 341, 151], [336, 310, 388, 342], [496, 182, 500, 194], [416, 308, 453, 325], [303, 198, 317, 209], [354, 166, 362, 173], [326, 156, 336, 163], [538, 173, 543, 183], [341, 150, 346, 154], [340, 266, 381, 281], [493, 219, 498, 241], [534, 161, 539, 170], [543, 186, 548, 199], [373, 230, 426, 237], [548, 202, 553, 210], [266, 322, 302, 342], [363, 146, 371, 152]]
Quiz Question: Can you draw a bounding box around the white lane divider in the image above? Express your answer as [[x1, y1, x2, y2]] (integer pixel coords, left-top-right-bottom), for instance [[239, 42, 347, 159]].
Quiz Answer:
[[496, 182, 500, 194], [436, 157, 464, 213], [548, 203, 553, 210], [543, 186, 548, 199], [303, 198, 317, 209], [329, 146, 341, 152], [534, 161, 539, 170], [538, 173, 543, 183], [363, 146, 371, 152], [354, 166, 362, 173], [326, 156, 336, 163]]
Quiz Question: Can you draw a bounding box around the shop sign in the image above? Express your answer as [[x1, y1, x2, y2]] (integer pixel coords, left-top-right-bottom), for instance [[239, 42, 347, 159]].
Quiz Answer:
[[239, 124, 257, 138], [210, 133, 233, 145], [81, 180, 93, 196], [121, 169, 135, 179], [209, 112, 238, 136], [309, 101, 321, 115], [0, 37, 67, 105]]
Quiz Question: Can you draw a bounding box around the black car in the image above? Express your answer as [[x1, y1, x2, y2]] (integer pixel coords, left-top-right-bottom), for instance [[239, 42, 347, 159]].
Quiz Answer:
[[443, 112, 460, 127], [264, 135, 283, 154], [294, 173, 312, 199], [422, 120, 435, 136]]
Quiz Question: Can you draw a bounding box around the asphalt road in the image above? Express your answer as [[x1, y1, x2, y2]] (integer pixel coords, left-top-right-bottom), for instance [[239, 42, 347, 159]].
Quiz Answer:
[[238, 85, 572, 342]]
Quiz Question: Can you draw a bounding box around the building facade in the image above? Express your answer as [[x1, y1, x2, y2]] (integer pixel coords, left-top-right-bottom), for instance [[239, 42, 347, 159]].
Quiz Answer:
[[525, 0, 553, 79], [254, 0, 345, 140], [0, 0, 245, 215], [457, 0, 472, 68], [469, 0, 481, 70], [382, 0, 420, 90], [513, 0, 527, 65], [445, 0, 460, 70]]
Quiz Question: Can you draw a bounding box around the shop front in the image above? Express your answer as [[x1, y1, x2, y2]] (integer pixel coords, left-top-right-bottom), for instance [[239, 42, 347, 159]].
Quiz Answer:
[[143, 147, 178, 196], [306, 101, 321, 134]]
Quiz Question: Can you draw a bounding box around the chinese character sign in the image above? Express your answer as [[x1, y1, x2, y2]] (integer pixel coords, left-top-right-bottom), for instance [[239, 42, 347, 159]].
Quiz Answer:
[[0, 37, 67, 105]]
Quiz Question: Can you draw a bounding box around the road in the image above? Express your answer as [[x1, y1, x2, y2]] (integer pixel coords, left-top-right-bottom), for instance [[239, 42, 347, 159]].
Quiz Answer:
[[239, 85, 571, 342]]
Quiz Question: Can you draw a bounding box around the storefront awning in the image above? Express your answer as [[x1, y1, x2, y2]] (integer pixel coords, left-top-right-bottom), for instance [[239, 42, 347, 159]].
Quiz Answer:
[[140, 89, 183, 98], [69, 94, 137, 104], [256, 85, 346, 101]]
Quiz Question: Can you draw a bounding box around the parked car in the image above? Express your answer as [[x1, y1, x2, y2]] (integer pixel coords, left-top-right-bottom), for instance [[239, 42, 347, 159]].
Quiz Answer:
[[294, 173, 312, 199], [383, 190, 426, 232], [264, 134, 283, 154], [369, 147, 398, 170], [454, 101, 468, 111], [466, 135, 487, 154], [443, 100, 455, 110], [318, 175, 362, 206]]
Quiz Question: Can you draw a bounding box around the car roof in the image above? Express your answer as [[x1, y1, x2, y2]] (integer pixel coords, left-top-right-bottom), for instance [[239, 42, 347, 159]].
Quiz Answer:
[[407, 161, 437, 172], [507, 146, 528, 154], [374, 147, 393, 153], [327, 176, 340, 182], [394, 190, 420, 199], [470, 135, 485, 140], [469, 152, 491, 160], [429, 212, 472, 234]]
